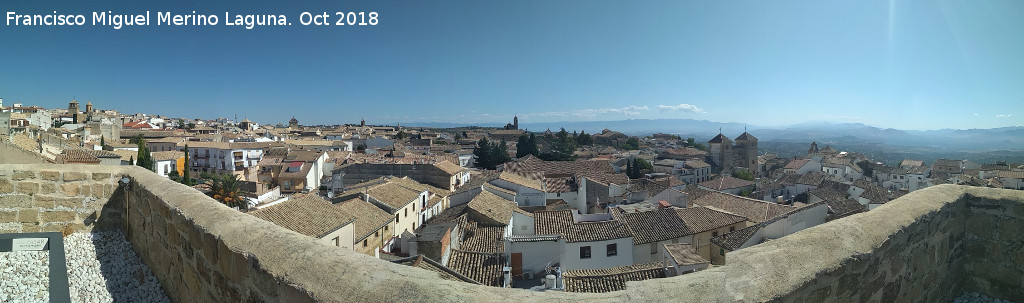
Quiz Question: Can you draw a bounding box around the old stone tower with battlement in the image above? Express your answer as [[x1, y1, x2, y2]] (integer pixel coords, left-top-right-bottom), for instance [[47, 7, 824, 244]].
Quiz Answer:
[[707, 132, 758, 174]]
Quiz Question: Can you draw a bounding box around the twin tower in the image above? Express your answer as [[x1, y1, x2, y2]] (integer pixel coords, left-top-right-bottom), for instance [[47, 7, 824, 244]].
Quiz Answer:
[[707, 131, 758, 175]]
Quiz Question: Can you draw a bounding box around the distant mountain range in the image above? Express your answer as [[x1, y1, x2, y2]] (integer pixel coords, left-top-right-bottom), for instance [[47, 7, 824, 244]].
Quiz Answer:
[[406, 119, 1024, 164]]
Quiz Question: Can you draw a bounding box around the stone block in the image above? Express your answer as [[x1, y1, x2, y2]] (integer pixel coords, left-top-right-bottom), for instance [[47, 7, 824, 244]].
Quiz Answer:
[[0, 211, 16, 222], [92, 172, 111, 181], [965, 241, 986, 259], [202, 232, 220, 266], [33, 195, 55, 208], [0, 178, 12, 193], [54, 197, 82, 208], [40, 171, 61, 181], [63, 171, 86, 182], [38, 182, 56, 194], [1013, 203, 1024, 219], [59, 183, 79, 197], [1, 194, 34, 208], [17, 209, 38, 222], [21, 222, 39, 232], [881, 279, 903, 302], [12, 170, 36, 181], [41, 210, 76, 223], [999, 218, 1023, 243], [40, 224, 67, 233], [966, 215, 993, 238], [15, 181, 40, 195]]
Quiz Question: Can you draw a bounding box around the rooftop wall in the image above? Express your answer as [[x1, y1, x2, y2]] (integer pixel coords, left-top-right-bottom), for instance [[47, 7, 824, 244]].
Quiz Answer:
[[2, 163, 1022, 302]]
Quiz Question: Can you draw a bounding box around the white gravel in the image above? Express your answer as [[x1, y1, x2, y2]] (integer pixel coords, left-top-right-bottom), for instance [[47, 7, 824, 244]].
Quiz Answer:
[[0, 230, 170, 303]]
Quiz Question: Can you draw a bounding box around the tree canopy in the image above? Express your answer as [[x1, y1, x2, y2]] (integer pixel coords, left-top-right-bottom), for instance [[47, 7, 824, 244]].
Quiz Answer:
[[539, 128, 577, 161], [473, 138, 511, 170], [134, 135, 154, 171], [516, 133, 539, 158]]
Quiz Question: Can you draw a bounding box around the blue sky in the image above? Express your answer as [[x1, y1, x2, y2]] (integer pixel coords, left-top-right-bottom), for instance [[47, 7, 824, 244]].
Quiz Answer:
[[1, 0, 1022, 130]]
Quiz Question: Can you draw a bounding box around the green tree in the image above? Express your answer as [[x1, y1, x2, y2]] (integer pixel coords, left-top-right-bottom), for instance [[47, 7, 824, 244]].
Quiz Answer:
[[733, 169, 755, 181], [134, 135, 154, 171], [395, 130, 407, 140], [576, 130, 594, 146], [540, 128, 577, 161], [473, 138, 511, 170], [100, 136, 105, 149], [626, 160, 634, 179], [209, 173, 245, 209], [182, 144, 192, 185], [628, 158, 653, 178], [516, 133, 539, 158]]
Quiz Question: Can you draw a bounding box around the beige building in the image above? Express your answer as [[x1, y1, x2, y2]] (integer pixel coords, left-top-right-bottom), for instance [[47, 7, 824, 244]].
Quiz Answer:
[[336, 197, 397, 256]]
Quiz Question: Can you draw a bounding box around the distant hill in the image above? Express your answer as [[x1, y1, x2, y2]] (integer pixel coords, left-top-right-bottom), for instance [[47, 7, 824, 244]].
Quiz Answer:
[[403, 119, 1024, 163]]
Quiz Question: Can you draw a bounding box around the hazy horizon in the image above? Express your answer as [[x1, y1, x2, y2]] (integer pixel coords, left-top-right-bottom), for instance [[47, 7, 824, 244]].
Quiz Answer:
[[2, 0, 1021, 130]]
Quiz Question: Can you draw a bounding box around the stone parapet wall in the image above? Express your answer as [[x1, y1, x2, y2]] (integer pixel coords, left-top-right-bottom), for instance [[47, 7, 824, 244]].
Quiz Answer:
[[962, 192, 1024, 300], [0, 165, 124, 234], [2, 164, 1022, 302]]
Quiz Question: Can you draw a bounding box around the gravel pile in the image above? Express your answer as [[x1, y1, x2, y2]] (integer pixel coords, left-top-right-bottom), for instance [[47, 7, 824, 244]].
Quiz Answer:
[[0, 230, 170, 303], [953, 292, 1015, 303], [0, 250, 49, 302]]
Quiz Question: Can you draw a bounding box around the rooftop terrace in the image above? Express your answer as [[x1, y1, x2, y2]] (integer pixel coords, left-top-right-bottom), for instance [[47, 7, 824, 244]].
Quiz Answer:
[[0, 163, 1021, 302]]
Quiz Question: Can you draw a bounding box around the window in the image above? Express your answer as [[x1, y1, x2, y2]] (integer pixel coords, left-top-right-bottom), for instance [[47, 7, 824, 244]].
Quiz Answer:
[[606, 244, 617, 257], [712, 231, 718, 237], [404, 208, 408, 217], [720, 248, 725, 256], [333, 237, 340, 247], [580, 246, 592, 259], [363, 239, 368, 247], [375, 231, 379, 238], [384, 225, 389, 231], [396, 214, 400, 223], [730, 226, 735, 232]]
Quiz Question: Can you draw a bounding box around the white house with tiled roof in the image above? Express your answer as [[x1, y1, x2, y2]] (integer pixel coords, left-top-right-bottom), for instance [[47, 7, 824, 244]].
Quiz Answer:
[[248, 195, 356, 250]]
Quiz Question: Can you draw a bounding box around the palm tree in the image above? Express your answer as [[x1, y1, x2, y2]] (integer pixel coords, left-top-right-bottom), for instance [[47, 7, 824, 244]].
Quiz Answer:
[[208, 173, 245, 209]]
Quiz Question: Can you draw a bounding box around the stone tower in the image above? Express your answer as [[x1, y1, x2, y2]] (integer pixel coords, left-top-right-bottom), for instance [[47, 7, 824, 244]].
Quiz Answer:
[[708, 133, 733, 172], [68, 99, 80, 113], [513, 115, 519, 130], [808, 141, 819, 155], [734, 132, 759, 172], [289, 116, 299, 128], [85, 101, 93, 113]]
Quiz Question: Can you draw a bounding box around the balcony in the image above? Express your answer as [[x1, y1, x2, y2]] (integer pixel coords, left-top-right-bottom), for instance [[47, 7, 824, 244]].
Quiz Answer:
[[1, 163, 1021, 302]]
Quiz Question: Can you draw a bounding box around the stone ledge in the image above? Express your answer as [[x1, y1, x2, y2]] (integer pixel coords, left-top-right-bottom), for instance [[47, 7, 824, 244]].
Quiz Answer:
[[2, 164, 1022, 302]]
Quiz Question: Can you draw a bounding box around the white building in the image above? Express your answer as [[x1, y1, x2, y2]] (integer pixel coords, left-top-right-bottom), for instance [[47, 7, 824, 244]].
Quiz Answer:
[[186, 141, 266, 181]]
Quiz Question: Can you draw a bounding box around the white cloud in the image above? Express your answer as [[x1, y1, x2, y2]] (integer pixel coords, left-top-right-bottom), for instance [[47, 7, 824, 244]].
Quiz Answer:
[[996, 114, 1013, 118], [656, 103, 705, 114], [973, 113, 979, 116], [524, 105, 650, 118]]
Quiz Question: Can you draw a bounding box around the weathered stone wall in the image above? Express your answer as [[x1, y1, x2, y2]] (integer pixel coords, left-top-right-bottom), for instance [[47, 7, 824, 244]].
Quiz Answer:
[[962, 193, 1024, 300], [0, 165, 123, 234], [3, 164, 1023, 303]]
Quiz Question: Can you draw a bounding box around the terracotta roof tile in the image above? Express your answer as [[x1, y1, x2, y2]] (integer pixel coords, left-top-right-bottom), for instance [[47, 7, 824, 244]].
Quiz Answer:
[[688, 191, 799, 223], [563, 262, 666, 293], [533, 210, 631, 243], [698, 176, 754, 191], [335, 197, 394, 241], [249, 195, 355, 238], [446, 250, 505, 287]]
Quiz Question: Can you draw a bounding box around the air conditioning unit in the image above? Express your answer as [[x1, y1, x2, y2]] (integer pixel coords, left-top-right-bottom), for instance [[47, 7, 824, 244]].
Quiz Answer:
[[524, 272, 534, 280]]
